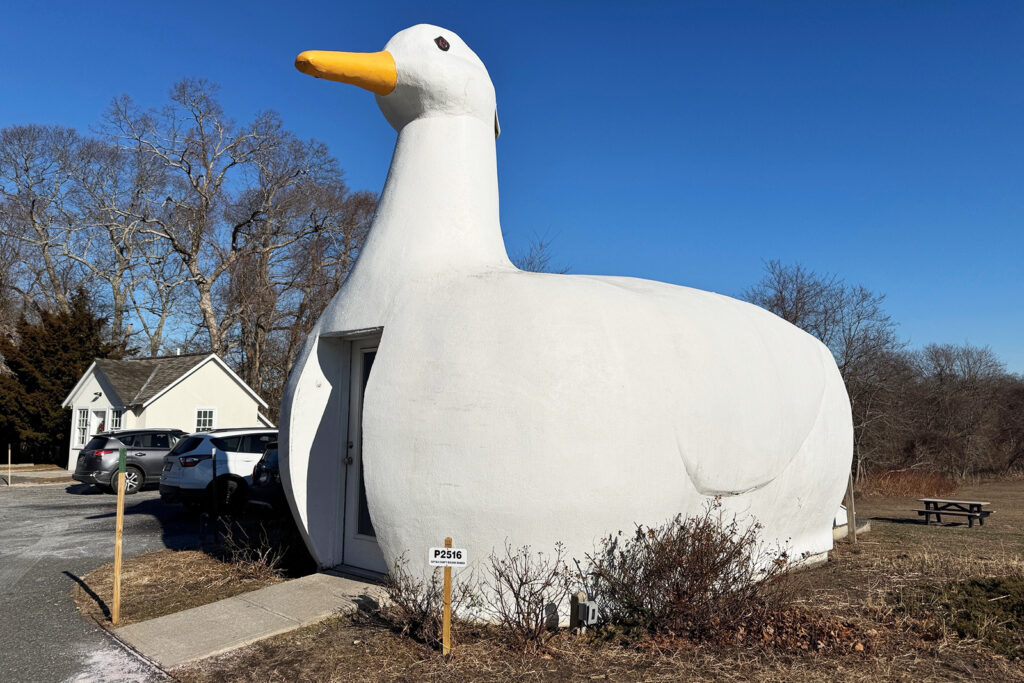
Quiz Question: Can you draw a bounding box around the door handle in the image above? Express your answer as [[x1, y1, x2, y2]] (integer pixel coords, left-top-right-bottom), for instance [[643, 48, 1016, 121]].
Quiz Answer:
[[344, 456, 354, 466], [134, 452, 145, 457]]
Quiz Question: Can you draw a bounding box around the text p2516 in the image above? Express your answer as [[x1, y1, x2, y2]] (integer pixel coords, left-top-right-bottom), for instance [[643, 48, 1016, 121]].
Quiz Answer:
[[428, 547, 468, 567]]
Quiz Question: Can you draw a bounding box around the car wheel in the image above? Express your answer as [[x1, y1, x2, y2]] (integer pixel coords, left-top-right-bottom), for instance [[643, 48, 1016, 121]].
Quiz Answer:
[[216, 478, 246, 516], [114, 466, 144, 495]]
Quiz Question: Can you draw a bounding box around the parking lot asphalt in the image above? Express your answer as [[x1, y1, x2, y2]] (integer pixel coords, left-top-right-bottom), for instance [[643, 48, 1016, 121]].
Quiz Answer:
[[0, 483, 199, 682]]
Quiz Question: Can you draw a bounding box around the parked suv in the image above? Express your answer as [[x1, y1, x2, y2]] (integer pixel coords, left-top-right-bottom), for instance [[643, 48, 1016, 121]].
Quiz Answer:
[[72, 429, 187, 494], [249, 442, 287, 513], [159, 428, 277, 512]]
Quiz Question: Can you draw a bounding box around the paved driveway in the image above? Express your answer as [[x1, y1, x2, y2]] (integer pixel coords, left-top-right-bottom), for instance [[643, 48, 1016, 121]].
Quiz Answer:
[[0, 483, 200, 682]]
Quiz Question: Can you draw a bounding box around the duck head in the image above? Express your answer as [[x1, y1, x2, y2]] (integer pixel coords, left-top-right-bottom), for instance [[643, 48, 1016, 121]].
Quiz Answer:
[[296, 24, 500, 138]]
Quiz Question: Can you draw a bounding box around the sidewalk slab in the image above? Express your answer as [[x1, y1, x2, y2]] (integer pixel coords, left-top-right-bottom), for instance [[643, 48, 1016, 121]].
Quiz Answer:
[[114, 571, 385, 669]]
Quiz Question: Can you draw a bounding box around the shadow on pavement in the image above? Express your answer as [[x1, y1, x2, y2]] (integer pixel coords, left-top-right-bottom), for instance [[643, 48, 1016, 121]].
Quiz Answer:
[[64, 571, 110, 621], [65, 483, 106, 495], [64, 484, 316, 578]]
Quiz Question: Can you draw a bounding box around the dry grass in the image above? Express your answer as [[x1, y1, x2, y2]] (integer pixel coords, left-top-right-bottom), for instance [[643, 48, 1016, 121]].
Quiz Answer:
[[856, 469, 960, 498], [172, 479, 1024, 681], [174, 610, 1023, 682], [73, 549, 284, 627]]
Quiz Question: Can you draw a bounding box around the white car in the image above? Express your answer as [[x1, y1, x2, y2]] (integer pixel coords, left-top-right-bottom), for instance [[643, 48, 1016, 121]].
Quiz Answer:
[[159, 428, 277, 512]]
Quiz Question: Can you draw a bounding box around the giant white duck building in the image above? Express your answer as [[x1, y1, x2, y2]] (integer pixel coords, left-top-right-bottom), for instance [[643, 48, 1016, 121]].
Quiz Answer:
[[281, 25, 853, 578]]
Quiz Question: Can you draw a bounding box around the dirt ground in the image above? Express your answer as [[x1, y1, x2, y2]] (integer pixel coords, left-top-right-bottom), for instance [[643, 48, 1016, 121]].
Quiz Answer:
[[74, 549, 284, 628], [164, 478, 1023, 682]]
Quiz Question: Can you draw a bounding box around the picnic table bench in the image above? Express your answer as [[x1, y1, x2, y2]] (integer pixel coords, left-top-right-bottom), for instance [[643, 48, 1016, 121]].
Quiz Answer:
[[916, 498, 993, 528]]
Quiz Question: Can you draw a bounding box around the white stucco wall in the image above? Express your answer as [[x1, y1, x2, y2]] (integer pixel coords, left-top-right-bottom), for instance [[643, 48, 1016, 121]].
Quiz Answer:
[[281, 25, 854, 587], [142, 360, 263, 431]]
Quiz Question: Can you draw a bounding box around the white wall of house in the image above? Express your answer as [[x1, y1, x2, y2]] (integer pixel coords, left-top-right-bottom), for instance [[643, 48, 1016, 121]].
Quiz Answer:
[[65, 371, 132, 469], [64, 357, 269, 470], [142, 360, 264, 433]]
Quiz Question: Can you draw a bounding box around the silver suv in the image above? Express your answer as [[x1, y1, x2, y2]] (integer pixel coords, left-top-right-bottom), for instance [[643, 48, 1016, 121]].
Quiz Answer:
[[159, 428, 277, 512], [72, 429, 186, 494]]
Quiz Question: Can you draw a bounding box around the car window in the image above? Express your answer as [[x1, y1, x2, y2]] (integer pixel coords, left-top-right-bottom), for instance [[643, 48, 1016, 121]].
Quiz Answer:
[[211, 436, 241, 452], [149, 433, 170, 449], [168, 436, 203, 456], [116, 434, 136, 448], [84, 437, 108, 451], [263, 447, 278, 469], [242, 433, 275, 453]]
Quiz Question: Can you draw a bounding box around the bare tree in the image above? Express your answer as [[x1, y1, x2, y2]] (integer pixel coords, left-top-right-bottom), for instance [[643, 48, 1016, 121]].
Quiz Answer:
[[226, 182, 376, 415], [105, 80, 299, 354], [0, 125, 86, 314], [510, 235, 569, 274], [743, 260, 903, 479], [99, 78, 378, 412]]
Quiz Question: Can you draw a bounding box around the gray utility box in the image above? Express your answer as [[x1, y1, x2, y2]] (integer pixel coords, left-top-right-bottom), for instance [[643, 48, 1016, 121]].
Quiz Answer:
[[577, 600, 599, 627]]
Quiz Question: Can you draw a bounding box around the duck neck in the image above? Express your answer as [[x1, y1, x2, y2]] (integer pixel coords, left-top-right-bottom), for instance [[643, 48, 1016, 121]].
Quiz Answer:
[[354, 115, 510, 283]]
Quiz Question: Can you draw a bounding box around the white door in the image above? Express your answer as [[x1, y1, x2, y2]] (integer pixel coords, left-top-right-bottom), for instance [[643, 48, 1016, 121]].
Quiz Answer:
[[342, 336, 387, 574], [91, 409, 108, 435]]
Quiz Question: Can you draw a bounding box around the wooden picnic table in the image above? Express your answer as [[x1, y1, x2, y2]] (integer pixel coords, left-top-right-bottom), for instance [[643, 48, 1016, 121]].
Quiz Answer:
[[916, 498, 993, 528]]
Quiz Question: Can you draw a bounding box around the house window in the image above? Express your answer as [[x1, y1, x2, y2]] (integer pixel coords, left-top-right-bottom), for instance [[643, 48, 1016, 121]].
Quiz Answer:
[[77, 409, 89, 446], [195, 408, 216, 432], [110, 410, 123, 430]]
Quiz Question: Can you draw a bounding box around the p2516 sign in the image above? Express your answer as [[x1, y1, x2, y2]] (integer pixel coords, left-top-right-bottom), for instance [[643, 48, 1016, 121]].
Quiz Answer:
[[429, 547, 467, 567]]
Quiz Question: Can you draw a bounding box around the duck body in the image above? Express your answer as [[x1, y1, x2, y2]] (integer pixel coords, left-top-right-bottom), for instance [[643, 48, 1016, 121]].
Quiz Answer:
[[281, 25, 852, 580]]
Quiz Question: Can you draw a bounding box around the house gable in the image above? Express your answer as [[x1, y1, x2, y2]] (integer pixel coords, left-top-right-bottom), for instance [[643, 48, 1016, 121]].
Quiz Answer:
[[142, 358, 267, 431], [141, 355, 268, 410], [62, 367, 116, 411]]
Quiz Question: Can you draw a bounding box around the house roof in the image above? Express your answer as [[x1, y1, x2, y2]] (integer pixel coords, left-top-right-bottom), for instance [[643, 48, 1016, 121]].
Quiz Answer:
[[94, 354, 209, 406], [61, 353, 268, 410]]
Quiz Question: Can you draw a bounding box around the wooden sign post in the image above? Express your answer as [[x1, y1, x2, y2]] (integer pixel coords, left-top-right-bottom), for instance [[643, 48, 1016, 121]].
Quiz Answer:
[[112, 447, 127, 624], [442, 537, 452, 655], [428, 538, 468, 657], [6, 444, 11, 486], [844, 471, 858, 544]]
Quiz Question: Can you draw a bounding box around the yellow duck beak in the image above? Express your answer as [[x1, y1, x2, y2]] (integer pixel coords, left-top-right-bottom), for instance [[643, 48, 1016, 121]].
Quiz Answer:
[[295, 50, 397, 96]]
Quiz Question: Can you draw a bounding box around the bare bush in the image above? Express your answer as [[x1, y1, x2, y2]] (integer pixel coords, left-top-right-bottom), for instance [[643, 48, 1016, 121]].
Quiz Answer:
[[481, 542, 574, 650], [586, 499, 792, 640], [215, 521, 285, 582], [380, 555, 480, 649], [856, 468, 959, 498]]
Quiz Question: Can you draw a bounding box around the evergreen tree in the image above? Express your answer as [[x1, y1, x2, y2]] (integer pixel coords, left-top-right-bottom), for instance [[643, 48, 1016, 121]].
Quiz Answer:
[[0, 292, 124, 464]]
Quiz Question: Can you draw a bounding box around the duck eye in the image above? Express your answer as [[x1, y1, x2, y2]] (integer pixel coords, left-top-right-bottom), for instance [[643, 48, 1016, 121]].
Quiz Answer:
[[434, 36, 450, 51]]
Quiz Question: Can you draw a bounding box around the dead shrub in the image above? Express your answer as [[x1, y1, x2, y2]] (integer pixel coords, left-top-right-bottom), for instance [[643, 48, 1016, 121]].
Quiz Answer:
[[482, 542, 574, 651], [586, 499, 792, 642], [857, 469, 959, 498], [380, 554, 480, 649], [213, 521, 286, 582]]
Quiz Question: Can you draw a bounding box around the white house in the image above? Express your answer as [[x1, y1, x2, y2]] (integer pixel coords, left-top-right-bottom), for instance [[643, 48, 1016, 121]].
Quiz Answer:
[[61, 353, 273, 470], [281, 25, 852, 580]]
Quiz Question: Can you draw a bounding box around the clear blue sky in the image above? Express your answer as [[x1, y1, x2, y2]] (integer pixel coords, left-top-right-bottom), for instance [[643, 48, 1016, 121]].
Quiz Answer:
[[2, 2, 1021, 371]]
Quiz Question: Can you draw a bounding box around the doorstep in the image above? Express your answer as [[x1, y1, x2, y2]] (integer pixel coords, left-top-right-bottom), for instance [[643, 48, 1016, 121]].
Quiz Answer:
[[113, 571, 385, 670]]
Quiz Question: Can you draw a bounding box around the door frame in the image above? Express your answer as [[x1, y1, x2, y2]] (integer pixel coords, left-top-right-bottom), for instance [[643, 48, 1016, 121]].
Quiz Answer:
[[332, 330, 387, 575]]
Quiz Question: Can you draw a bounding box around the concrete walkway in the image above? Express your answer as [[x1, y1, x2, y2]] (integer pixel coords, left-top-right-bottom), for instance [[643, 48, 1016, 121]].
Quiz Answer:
[[115, 572, 385, 669]]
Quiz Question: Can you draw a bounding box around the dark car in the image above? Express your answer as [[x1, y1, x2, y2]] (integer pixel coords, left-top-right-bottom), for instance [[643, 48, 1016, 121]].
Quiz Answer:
[[248, 442, 287, 512], [73, 429, 186, 494]]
